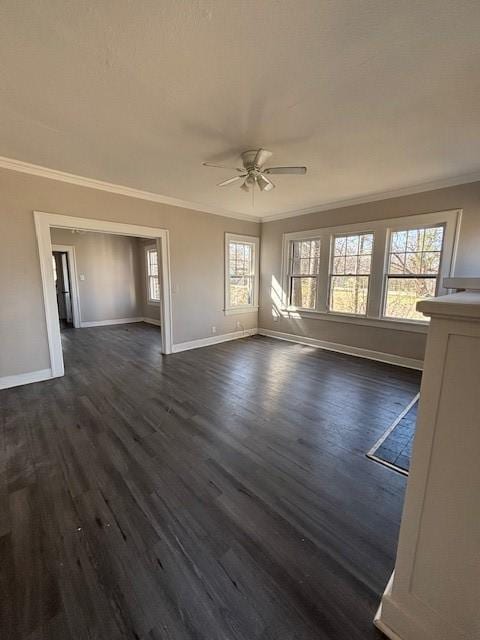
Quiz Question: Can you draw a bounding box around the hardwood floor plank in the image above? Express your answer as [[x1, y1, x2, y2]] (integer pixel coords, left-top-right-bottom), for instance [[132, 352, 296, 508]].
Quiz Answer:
[[0, 323, 421, 639], [8, 485, 62, 638]]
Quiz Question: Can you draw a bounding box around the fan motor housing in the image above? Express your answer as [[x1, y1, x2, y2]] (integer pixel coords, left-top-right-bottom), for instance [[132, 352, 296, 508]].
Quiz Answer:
[[242, 150, 262, 170]]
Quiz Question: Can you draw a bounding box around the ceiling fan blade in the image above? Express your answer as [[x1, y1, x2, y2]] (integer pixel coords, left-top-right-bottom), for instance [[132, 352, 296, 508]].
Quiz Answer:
[[257, 174, 275, 192], [217, 176, 243, 187], [264, 166, 307, 175], [203, 162, 244, 172], [253, 148, 273, 168]]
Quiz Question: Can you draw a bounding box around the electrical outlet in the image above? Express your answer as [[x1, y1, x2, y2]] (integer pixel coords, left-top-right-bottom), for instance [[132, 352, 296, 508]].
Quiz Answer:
[[236, 321, 242, 330], [211, 326, 216, 334]]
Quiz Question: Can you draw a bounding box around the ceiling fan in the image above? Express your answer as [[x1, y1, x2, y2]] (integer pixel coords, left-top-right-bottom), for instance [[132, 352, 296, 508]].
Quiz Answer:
[[202, 149, 307, 193]]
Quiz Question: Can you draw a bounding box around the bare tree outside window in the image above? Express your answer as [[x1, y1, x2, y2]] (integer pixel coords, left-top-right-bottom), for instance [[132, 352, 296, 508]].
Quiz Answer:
[[329, 232, 373, 315], [384, 225, 444, 320], [289, 239, 320, 309]]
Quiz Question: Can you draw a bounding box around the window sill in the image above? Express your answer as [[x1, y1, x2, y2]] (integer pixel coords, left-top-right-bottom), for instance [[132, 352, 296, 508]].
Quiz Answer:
[[224, 306, 259, 316], [147, 300, 161, 305], [282, 308, 429, 333]]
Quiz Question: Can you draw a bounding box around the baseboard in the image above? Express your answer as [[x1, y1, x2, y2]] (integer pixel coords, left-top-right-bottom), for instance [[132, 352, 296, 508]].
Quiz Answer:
[[0, 368, 53, 390], [173, 328, 258, 353], [258, 328, 423, 370], [374, 617, 404, 640], [375, 577, 449, 640], [374, 573, 404, 640], [142, 317, 161, 327], [80, 317, 144, 328]]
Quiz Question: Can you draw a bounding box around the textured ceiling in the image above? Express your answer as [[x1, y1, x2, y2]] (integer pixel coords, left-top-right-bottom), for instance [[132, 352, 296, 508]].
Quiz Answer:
[[1, 1, 480, 219]]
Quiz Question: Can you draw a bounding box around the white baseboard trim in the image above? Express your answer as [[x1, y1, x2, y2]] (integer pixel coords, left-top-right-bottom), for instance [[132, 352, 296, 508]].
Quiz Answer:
[[80, 317, 144, 328], [374, 617, 404, 640], [258, 328, 423, 370], [142, 317, 162, 327], [373, 573, 404, 640], [0, 368, 53, 390], [173, 328, 258, 353]]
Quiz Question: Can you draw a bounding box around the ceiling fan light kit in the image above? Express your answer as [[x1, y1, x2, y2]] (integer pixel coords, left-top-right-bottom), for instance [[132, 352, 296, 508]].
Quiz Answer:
[[202, 148, 307, 195]]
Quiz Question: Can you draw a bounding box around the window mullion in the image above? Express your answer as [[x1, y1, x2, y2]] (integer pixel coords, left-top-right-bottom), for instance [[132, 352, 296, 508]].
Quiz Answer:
[[367, 227, 387, 318], [317, 235, 330, 312]]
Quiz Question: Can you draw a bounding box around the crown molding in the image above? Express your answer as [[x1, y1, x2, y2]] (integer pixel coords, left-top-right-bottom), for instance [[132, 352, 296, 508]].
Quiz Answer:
[[0, 155, 260, 223], [2, 154, 479, 224], [261, 171, 480, 222]]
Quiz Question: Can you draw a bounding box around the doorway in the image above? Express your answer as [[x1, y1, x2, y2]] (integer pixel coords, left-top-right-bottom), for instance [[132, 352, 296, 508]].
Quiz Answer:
[[52, 251, 73, 328], [51, 243, 81, 328], [35, 211, 173, 379]]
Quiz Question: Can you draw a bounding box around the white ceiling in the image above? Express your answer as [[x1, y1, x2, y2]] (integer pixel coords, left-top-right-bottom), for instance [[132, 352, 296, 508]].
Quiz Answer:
[[1, 1, 480, 220]]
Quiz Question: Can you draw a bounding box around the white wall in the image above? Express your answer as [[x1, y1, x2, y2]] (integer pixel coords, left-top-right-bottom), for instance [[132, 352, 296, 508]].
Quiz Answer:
[[259, 180, 480, 362], [51, 228, 143, 323], [0, 167, 259, 378]]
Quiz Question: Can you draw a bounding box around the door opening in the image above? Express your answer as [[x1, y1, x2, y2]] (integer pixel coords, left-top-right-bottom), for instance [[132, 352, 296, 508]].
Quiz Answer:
[[52, 251, 74, 329], [35, 211, 173, 379]]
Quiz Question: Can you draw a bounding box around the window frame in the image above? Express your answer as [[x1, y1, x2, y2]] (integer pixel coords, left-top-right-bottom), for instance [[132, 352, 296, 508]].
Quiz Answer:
[[287, 237, 321, 310], [328, 231, 375, 317], [382, 222, 446, 321], [145, 246, 161, 304], [225, 233, 260, 315], [280, 209, 461, 331]]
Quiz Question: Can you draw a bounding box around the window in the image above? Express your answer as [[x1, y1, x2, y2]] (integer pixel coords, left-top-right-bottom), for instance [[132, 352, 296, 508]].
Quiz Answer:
[[288, 239, 320, 309], [329, 232, 373, 315], [225, 234, 259, 313], [146, 247, 160, 303], [229, 242, 253, 306], [281, 209, 460, 328], [384, 225, 444, 321]]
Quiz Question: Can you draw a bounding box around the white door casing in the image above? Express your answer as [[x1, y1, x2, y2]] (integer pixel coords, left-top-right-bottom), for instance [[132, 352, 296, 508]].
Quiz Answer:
[[34, 211, 173, 378]]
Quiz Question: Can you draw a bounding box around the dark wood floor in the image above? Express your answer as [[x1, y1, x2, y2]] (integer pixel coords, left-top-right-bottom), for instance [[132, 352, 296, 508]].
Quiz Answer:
[[0, 323, 421, 639]]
